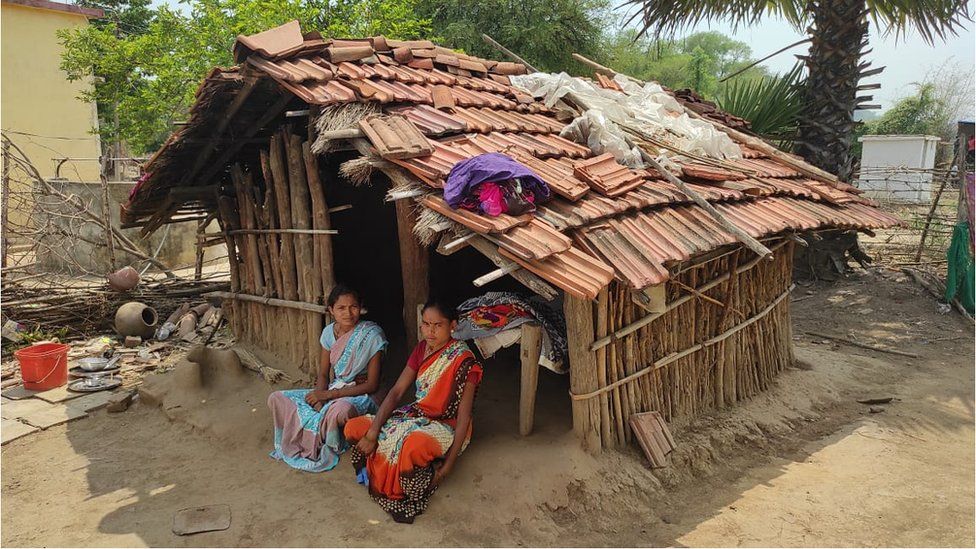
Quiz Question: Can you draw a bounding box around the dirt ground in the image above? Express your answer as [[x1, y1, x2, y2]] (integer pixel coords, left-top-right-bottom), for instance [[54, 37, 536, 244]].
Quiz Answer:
[[2, 270, 973, 547]]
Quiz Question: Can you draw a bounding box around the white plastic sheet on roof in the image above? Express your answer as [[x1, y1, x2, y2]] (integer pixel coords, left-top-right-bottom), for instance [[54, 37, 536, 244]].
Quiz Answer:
[[510, 72, 742, 163]]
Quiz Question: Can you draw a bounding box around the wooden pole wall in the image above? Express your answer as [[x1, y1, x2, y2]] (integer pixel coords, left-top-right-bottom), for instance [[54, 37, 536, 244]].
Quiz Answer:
[[568, 240, 796, 451], [214, 130, 336, 380]]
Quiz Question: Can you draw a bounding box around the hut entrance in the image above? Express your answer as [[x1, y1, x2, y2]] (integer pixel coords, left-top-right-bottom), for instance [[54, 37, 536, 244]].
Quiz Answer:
[[321, 155, 406, 360]]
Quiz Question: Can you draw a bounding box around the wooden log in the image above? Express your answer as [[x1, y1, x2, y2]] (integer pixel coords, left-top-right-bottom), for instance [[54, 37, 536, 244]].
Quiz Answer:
[[268, 134, 298, 301], [564, 294, 602, 452], [231, 165, 266, 296], [395, 199, 429, 350], [268, 133, 301, 366], [286, 134, 320, 304], [286, 133, 319, 375], [259, 150, 284, 298], [518, 323, 543, 436], [214, 197, 241, 293], [302, 141, 336, 294]]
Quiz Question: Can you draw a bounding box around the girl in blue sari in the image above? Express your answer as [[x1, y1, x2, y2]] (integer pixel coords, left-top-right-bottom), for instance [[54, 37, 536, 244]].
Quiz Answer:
[[268, 285, 387, 472]]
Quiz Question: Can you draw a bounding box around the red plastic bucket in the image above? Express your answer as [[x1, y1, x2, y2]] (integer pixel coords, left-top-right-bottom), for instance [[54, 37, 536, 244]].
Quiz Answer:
[[14, 342, 70, 391]]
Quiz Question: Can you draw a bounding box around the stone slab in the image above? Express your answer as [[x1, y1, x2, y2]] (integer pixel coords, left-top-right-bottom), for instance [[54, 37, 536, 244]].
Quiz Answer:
[[67, 391, 117, 413], [1, 397, 53, 420], [1, 419, 39, 444], [35, 385, 85, 404], [173, 504, 232, 535], [20, 403, 87, 429], [1, 386, 39, 400]]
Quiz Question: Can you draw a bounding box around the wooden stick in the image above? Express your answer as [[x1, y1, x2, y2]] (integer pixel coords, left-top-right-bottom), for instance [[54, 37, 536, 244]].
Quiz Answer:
[[473, 263, 521, 287], [629, 136, 772, 259], [226, 228, 338, 236], [205, 291, 328, 314], [467, 236, 558, 300], [805, 331, 920, 358], [481, 34, 540, 73]]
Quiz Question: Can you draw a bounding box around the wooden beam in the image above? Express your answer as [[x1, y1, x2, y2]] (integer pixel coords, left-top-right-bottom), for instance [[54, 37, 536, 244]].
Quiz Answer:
[[467, 236, 558, 301], [481, 34, 539, 73], [204, 291, 328, 314]]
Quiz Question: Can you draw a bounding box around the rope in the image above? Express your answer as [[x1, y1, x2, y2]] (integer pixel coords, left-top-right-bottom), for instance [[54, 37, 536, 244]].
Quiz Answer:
[[570, 283, 795, 401]]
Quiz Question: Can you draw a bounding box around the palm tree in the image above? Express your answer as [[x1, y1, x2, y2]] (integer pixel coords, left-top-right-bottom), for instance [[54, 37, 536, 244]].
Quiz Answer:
[[621, 0, 970, 181]]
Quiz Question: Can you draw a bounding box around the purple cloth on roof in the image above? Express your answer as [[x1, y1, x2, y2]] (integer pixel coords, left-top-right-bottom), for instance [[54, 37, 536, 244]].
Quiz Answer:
[[443, 153, 551, 208]]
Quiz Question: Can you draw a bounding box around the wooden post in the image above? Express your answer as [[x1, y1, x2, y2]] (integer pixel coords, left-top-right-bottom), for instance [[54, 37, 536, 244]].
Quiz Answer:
[[1, 140, 9, 269], [99, 155, 117, 271], [193, 218, 208, 280], [518, 323, 543, 436], [564, 294, 602, 452], [302, 142, 336, 294], [594, 288, 613, 448], [395, 199, 429, 349], [285, 133, 319, 375]]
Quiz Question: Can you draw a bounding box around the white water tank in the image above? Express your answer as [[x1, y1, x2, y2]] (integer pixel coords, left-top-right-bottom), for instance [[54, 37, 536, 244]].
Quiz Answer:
[[857, 135, 941, 203]]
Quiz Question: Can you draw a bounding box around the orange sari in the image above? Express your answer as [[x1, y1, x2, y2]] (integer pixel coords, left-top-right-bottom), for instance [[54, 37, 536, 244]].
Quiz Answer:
[[344, 339, 482, 523]]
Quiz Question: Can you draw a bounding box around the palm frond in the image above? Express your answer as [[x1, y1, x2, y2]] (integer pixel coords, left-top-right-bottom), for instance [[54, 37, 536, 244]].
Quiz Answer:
[[617, 0, 807, 38], [867, 0, 972, 44], [718, 63, 805, 147]]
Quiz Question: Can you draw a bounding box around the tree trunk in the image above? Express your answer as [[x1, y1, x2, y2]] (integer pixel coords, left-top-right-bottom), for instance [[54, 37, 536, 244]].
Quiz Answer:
[[794, 0, 869, 182]]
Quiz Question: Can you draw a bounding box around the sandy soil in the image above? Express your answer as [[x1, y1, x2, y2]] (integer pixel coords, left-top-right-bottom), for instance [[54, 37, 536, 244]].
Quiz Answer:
[[2, 270, 973, 547]]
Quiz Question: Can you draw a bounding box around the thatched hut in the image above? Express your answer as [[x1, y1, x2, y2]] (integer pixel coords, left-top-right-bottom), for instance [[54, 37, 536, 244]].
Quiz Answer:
[[123, 21, 900, 451]]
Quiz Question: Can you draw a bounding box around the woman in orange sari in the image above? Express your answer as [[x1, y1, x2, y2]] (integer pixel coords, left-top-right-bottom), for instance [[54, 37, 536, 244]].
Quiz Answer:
[[344, 299, 482, 523]]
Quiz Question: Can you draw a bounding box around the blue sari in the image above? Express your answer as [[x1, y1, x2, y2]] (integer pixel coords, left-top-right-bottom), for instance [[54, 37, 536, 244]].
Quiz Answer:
[[268, 320, 387, 472]]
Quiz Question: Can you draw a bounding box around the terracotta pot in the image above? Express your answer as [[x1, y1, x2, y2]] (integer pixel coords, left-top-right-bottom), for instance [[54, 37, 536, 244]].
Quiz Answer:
[[107, 266, 140, 292], [115, 302, 158, 339]]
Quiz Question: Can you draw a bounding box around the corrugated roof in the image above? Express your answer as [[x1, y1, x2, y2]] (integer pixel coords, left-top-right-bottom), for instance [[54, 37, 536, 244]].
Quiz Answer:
[[125, 20, 902, 299]]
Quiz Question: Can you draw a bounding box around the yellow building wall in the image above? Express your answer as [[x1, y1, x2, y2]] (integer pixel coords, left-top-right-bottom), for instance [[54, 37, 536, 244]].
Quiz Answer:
[[2, 2, 103, 228]]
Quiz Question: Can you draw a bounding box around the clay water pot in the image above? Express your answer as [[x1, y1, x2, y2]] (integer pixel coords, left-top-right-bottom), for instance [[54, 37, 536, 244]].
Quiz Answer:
[[107, 266, 140, 292], [115, 302, 158, 339]]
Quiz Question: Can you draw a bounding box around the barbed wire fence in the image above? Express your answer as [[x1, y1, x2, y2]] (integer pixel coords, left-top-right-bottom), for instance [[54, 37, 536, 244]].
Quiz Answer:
[[856, 161, 959, 275]]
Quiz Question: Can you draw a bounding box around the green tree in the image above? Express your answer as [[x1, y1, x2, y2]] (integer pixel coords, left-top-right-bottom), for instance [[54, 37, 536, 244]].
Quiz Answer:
[[59, 0, 434, 154], [620, 0, 971, 181], [417, 0, 609, 74], [600, 29, 768, 97]]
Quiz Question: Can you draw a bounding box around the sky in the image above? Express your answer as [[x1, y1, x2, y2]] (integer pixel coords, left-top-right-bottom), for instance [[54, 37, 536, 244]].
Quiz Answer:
[[612, 1, 976, 113]]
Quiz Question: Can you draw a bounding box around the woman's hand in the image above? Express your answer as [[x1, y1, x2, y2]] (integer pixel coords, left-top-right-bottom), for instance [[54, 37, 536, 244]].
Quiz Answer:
[[304, 390, 333, 407], [432, 460, 453, 486], [356, 432, 378, 455]]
